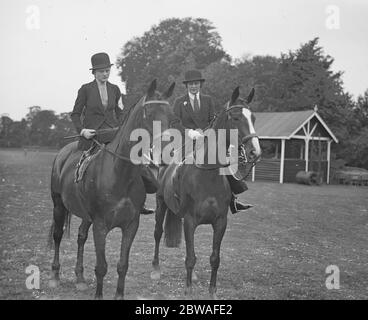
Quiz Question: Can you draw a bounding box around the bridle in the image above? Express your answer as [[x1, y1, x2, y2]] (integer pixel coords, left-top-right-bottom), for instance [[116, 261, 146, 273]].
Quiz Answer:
[[194, 103, 260, 180], [141, 98, 170, 119]]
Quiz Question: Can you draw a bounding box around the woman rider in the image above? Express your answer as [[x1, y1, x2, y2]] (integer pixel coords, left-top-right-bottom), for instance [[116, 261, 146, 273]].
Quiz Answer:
[[70, 52, 156, 215]]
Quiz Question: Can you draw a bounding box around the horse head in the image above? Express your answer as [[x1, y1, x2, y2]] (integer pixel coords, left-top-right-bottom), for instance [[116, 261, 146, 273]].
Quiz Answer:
[[218, 87, 261, 164], [110, 79, 175, 162], [140, 79, 176, 137]]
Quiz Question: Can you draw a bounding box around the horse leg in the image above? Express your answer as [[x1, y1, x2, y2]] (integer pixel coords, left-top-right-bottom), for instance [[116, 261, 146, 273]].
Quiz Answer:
[[115, 217, 140, 300], [209, 216, 227, 300], [75, 219, 92, 291], [183, 215, 196, 297], [151, 195, 167, 281], [92, 220, 108, 300], [49, 194, 67, 288]]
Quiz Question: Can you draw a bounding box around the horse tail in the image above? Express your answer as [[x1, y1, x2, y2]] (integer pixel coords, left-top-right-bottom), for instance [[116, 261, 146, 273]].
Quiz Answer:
[[164, 209, 182, 248]]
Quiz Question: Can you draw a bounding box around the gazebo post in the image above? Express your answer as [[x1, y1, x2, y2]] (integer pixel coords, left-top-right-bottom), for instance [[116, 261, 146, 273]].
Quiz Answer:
[[305, 138, 309, 172], [280, 139, 285, 183], [327, 140, 332, 184]]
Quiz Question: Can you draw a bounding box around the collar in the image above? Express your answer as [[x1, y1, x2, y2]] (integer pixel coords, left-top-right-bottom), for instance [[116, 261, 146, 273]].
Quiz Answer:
[[95, 79, 108, 88], [188, 92, 199, 100]]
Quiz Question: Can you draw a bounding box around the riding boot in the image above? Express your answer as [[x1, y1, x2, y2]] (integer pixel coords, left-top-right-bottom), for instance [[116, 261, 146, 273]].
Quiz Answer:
[[230, 193, 253, 214]]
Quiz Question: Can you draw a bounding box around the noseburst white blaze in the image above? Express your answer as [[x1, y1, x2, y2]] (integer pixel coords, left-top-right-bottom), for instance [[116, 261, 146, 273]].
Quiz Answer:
[[242, 108, 261, 156]]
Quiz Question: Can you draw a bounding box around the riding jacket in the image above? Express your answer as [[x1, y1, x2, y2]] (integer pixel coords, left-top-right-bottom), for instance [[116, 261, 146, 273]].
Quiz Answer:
[[71, 80, 123, 150], [172, 93, 216, 130]]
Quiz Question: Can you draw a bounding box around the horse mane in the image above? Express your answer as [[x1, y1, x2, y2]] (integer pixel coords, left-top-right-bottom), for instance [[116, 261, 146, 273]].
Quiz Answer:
[[108, 96, 145, 153], [108, 90, 167, 153]]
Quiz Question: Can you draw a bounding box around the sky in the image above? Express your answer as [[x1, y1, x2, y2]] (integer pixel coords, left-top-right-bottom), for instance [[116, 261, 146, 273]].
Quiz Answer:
[[0, 0, 367, 120]]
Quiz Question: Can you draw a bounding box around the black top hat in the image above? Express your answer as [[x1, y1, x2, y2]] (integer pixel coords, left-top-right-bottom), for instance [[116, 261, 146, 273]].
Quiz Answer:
[[89, 52, 113, 70], [182, 70, 205, 84]]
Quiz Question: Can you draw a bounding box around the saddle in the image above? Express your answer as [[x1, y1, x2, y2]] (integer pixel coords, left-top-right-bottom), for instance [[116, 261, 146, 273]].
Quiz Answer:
[[74, 143, 101, 183]]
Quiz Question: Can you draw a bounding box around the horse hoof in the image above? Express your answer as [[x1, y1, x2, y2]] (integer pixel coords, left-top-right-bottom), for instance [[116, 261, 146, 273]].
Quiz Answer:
[[48, 279, 59, 288], [192, 271, 198, 283], [184, 288, 193, 298], [210, 293, 218, 300], [115, 294, 124, 300], [76, 282, 88, 291], [150, 270, 161, 281], [94, 295, 103, 300]]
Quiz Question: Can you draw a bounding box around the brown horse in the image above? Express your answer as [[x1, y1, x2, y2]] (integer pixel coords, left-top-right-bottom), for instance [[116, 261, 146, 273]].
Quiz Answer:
[[151, 87, 261, 299], [48, 80, 175, 299]]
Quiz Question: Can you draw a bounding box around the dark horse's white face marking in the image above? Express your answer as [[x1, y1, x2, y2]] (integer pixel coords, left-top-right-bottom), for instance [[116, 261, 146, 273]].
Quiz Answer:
[[242, 108, 261, 158], [227, 87, 261, 162]]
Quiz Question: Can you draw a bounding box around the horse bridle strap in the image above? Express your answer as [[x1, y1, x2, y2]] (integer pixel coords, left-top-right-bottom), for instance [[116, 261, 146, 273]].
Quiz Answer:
[[142, 99, 170, 118], [242, 133, 259, 143], [225, 103, 247, 112]]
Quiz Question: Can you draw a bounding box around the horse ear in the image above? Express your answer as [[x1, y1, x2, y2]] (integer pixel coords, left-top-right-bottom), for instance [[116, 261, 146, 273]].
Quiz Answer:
[[147, 79, 157, 98], [247, 88, 255, 104], [163, 82, 176, 99], [230, 86, 240, 105]]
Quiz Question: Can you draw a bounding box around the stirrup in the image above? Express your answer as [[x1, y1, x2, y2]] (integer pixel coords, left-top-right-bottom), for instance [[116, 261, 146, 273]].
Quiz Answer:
[[140, 207, 155, 215]]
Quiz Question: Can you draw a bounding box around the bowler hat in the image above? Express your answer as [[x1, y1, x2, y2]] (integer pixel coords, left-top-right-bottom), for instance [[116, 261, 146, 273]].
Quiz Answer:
[[89, 52, 113, 70], [183, 70, 205, 84]]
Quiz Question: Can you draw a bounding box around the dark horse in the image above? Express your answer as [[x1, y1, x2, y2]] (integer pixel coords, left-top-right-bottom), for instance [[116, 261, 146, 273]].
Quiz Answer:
[[151, 87, 261, 299], [48, 80, 175, 299]]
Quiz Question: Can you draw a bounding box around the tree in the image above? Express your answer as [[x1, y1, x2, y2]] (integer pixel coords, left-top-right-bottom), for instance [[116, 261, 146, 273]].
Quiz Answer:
[[8, 119, 28, 147], [117, 17, 229, 105], [260, 38, 354, 145], [202, 55, 279, 111], [202, 60, 238, 110], [50, 112, 75, 148], [0, 115, 14, 147], [339, 89, 368, 169], [27, 108, 58, 146], [354, 89, 368, 128]]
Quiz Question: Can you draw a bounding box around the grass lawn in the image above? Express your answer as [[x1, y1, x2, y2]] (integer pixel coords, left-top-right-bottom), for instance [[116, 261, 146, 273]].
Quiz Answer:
[[0, 148, 367, 300]]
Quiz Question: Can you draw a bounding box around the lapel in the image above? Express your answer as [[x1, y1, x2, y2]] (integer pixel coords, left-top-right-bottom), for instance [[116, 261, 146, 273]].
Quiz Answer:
[[183, 94, 202, 128], [199, 94, 206, 114]]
